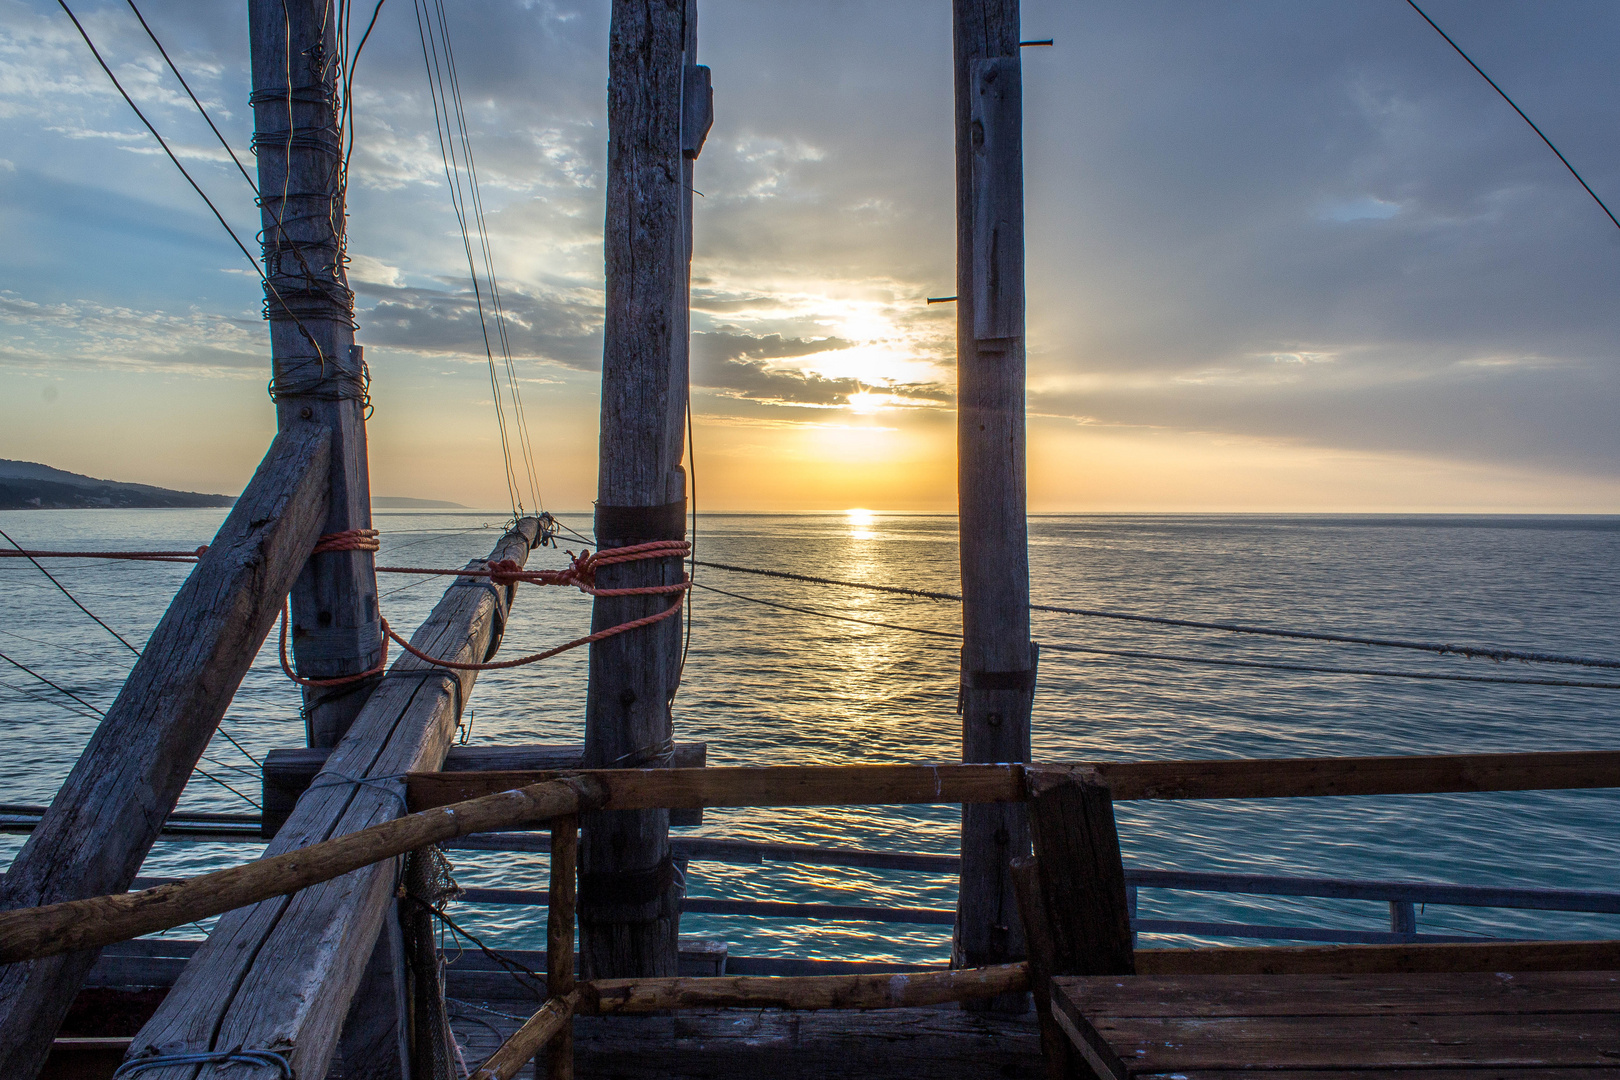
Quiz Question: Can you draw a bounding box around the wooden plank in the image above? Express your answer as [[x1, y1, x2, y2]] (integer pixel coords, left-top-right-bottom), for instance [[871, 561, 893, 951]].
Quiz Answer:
[[1055, 971, 1620, 1017], [408, 763, 1024, 811], [585, 0, 696, 981], [1149, 1072, 1620, 1079], [581, 963, 1029, 1014], [1135, 940, 1620, 976], [0, 425, 331, 1080], [1071, 1012, 1620, 1072], [251, 0, 380, 746], [953, 0, 1035, 980], [124, 522, 548, 1080], [1092, 750, 1620, 801], [264, 743, 707, 835], [1028, 769, 1134, 978]]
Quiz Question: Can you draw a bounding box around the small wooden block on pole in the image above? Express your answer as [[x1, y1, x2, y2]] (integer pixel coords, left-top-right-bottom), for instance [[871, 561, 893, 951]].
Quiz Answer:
[[1027, 767, 1135, 978]]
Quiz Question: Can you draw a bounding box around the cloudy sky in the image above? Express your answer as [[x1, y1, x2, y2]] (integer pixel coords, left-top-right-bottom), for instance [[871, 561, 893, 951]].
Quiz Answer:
[[1, 0, 1618, 511]]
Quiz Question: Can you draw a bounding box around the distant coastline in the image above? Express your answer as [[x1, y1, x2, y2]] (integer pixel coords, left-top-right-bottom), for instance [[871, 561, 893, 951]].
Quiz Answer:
[[0, 460, 233, 510]]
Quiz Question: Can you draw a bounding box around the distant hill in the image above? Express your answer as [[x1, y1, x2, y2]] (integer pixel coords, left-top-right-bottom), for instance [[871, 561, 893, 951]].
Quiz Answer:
[[0, 460, 235, 510], [372, 496, 468, 509]]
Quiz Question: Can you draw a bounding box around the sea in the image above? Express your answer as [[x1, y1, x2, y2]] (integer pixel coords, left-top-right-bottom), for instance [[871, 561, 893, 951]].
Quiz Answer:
[[2, 509, 1618, 965]]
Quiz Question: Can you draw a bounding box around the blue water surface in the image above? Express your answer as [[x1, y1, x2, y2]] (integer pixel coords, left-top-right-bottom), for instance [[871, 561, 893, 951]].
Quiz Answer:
[[1, 510, 1617, 963]]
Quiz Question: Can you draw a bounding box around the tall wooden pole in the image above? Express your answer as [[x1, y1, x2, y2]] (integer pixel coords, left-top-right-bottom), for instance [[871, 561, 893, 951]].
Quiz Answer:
[[251, 0, 381, 747], [953, 0, 1035, 979], [581, 0, 710, 979]]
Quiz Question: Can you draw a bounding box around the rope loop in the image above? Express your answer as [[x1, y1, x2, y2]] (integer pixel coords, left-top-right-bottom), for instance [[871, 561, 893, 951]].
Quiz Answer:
[[313, 528, 380, 555], [113, 1048, 292, 1078]]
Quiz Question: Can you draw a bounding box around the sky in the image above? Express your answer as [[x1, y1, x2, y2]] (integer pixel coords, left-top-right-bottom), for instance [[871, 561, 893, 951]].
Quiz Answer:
[[1, 0, 1618, 513]]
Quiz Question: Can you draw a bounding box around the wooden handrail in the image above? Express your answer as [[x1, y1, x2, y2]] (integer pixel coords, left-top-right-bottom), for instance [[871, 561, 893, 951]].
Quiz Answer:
[[405, 750, 1620, 812]]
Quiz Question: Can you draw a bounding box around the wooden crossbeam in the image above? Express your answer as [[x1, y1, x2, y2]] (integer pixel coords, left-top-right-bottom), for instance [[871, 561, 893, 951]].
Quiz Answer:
[[405, 750, 1620, 812]]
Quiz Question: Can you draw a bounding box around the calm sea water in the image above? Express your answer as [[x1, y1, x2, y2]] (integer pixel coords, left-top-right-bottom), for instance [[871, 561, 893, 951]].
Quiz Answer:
[[2, 509, 1618, 963]]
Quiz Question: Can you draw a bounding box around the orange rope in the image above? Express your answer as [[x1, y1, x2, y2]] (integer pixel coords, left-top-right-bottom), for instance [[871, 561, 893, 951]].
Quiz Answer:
[[311, 528, 380, 554]]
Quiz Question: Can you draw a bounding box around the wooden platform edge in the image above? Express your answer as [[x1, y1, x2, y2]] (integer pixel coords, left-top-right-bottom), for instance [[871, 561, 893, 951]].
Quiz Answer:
[[1135, 938, 1620, 976]]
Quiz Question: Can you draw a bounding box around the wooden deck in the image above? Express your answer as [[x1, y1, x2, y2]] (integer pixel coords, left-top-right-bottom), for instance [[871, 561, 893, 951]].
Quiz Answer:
[[1053, 971, 1620, 1079]]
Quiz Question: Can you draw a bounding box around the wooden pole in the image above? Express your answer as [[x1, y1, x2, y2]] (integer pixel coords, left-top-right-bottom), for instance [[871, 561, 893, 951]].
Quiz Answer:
[[0, 426, 331, 1080], [548, 817, 578, 1080], [470, 993, 579, 1080], [583, 0, 709, 980], [952, 0, 1035, 979], [1012, 856, 1079, 1080], [251, 0, 381, 747], [580, 962, 1029, 1013]]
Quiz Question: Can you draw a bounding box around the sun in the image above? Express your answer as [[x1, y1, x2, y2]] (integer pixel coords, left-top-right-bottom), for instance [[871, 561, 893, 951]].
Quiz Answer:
[[846, 390, 885, 414]]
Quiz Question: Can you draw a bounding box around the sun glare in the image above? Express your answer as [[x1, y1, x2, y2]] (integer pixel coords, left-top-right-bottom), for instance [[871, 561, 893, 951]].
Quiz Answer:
[[846, 390, 885, 414]]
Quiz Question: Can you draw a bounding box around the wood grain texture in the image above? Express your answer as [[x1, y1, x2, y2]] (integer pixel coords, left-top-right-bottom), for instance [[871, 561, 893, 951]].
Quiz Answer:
[[408, 764, 1026, 811], [123, 522, 550, 1080], [1053, 972, 1620, 1076], [1011, 857, 1075, 1080], [450, 1004, 1044, 1080], [250, 0, 379, 744], [953, 0, 1033, 976], [1027, 770, 1135, 978], [0, 424, 331, 1080], [265, 742, 707, 834], [582, 963, 1029, 1014], [585, 0, 696, 981], [1090, 750, 1620, 801], [1135, 939, 1620, 976], [470, 993, 578, 1080]]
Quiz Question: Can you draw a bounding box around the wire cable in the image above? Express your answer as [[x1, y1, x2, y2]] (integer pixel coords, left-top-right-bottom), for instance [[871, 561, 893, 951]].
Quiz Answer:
[[692, 583, 1620, 690], [0, 528, 140, 655], [692, 559, 1620, 671], [122, 0, 258, 196], [1406, 0, 1620, 232]]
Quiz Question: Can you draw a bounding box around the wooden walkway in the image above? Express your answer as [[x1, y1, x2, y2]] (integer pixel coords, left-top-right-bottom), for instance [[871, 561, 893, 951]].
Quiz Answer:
[[1053, 971, 1620, 1079]]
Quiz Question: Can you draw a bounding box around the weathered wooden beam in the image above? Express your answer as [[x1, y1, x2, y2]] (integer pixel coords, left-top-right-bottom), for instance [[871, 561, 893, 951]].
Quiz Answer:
[[953, 0, 1034, 978], [408, 764, 1027, 811], [585, 0, 699, 981], [251, 0, 381, 746], [263, 742, 708, 835], [1011, 856, 1075, 1080], [471, 993, 579, 1080], [0, 777, 602, 965], [124, 521, 549, 1080], [580, 962, 1030, 1014], [547, 817, 578, 1080], [0, 425, 331, 1080], [1135, 938, 1620, 976], [1027, 768, 1135, 978], [1089, 750, 1620, 801]]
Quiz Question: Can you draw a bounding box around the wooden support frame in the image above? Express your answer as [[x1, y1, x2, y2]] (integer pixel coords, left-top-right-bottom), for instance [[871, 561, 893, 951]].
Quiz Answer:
[[0, 425, 331, 1080], [126, 521, 545, 1080], [548, 816, 578, 1080]]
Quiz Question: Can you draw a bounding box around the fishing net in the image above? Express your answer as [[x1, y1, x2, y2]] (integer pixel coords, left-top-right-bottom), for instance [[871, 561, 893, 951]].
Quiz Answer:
[[403, 845, 463, 1080]]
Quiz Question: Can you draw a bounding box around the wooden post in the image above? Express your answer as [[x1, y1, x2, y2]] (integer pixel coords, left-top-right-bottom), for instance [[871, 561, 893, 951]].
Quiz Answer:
[[251, 0, 381, 747], [548, 816, 578, 1080], [0, 426, 331, 1080], [953, 0, 1035, 978], [1027, 768, 1135, 977], [581, 0, 709, 980]]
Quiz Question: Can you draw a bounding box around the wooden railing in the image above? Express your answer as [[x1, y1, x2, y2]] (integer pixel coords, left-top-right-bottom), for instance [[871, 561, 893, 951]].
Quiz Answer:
[[2, 751, 1617, 1079]]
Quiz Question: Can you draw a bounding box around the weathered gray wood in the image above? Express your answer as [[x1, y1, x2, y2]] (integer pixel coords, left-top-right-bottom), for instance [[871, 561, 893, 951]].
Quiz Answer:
[[0, 426, 331, 1080], [450, 1005, 1044, 1080], [126, 520, 542, 1080], [548, 817, 578, 1080], [335, 906, 408, 1080], [252, 0, 381, 746], [1011, 857, 1075, 1080], [264, 743, 708, 835], [953, 0, 1035, 978], [584, 0, 698, 980], [1027, 769, 1134, 979]]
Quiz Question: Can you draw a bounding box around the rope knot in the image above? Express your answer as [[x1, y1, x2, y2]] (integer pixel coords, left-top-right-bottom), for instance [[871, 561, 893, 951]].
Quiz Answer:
[[486, 558, 526, 588]]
